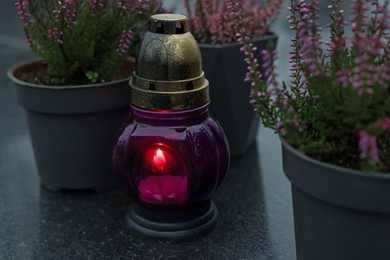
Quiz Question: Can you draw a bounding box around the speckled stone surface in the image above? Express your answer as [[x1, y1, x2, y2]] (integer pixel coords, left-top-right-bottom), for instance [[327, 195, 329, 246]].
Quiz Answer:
[[0, 1, 298, 259]]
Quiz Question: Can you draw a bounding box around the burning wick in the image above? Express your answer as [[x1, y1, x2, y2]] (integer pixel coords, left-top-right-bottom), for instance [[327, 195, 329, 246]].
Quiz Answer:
[[138, 147, 188, 205]]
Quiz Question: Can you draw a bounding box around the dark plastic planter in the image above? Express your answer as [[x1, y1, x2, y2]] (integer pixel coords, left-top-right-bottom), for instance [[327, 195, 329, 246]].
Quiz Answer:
[[8, 59, 134, 191], [199, 34, 278, 156], [282, 139, 390, 260]]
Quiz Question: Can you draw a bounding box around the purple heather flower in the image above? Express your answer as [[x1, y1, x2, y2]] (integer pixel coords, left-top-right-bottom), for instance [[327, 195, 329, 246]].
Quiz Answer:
[[186, 0, 283, 45], [136, 0, 164, 15], [375, 118, 390, 130], [336, 69, 351, 87], [295, 1, 327, 78], [25, 37, 32, 47], [91, 0, 104, 10], [358, 130, 379, 165], [234, 29, 262, 87], [116, 29, 133, 56], [378, 66, 390, 88], [210, 13, 234, 44], [15, 0, 31, 26], [345, 34, 390, 93], [118, 0, 132, 15], [48, 28, 63, 44], [325, 41, 337, 58], [52, 0, 76, 28], [65, 9, 77, 28], [350, 0, 369, 40], [63, 0, 76, 28], [284, 113, 307, 133], [261, 49, 279, 87], [288, 46, 303, 83], [234, 0, 390, 169], [276, 122, 286, 135]]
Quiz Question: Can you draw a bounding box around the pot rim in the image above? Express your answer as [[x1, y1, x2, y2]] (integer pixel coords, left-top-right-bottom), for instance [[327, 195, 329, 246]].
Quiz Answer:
[[7, 57, 134, 90], [281, 138, 390, 179], [197, 32, 277, 49]]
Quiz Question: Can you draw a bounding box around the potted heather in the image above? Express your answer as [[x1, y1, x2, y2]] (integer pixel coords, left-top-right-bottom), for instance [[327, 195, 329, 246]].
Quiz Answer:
[[182, 0, 283, 156], [8, 0, 165, 191], [230, 0, 390, 259]]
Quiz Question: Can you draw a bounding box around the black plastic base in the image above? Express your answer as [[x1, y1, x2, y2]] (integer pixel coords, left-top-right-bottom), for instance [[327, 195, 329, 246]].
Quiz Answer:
[[125, 200, 218, 241]]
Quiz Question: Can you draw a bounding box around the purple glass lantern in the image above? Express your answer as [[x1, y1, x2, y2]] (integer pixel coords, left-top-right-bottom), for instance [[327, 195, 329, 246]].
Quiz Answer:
[[113, 14, 230, 240]]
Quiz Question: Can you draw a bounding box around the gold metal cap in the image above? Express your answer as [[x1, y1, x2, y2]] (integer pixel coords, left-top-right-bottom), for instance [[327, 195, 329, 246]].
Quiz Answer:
[[130, 14, 209, 110]]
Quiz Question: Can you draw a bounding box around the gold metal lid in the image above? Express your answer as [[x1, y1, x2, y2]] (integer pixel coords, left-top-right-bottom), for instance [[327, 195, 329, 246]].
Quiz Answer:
[[130, 14, 209, 110]]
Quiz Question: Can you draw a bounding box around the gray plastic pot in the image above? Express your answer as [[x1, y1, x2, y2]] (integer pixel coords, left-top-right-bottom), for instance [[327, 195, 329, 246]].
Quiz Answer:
[[282, 139, 390, 260], [199, 34, 278, 157], [8, 59, 134, 191]]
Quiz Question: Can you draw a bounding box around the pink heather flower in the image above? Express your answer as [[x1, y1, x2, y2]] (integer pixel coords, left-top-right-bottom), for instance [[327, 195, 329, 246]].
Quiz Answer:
[[330, 0, 389, 94], [276, 122, 286, 135], [372, 2, 390, 32], [284, 113, 307, 133], [227, 1, 263, 91], [209, 13, 234, 44], [136, 0, 164, 15], [325, 41, 336, 58], [234, 33, 262, 89], [15, 1, 31, 26], [64, 1, 76, 28], [228, 0, 292, 133], [295, 0, 327, 78], [138, 0, 149, 10], [185, 0, 284, 45], [233, 0, 390, 169], [350, 0, 370, 40], [375, 118, 390, 130], [48, 28, 63, 44], [344, 37, 389, 94], [52, 9, 61, 23], [116, 29, 133, 56], [287, 1, 318, 98], [65, 9, 77, 28], [288, 41, 303, 89], [336, 69, 351, 87], [358, 131, 379, 165], [378, 65, 390, 88], [25, 37, 32, 47], [91, 0, 104, 10], [52, 0, 76, 27], [118, 0, 132, 15], [261, 49, 279, 87]]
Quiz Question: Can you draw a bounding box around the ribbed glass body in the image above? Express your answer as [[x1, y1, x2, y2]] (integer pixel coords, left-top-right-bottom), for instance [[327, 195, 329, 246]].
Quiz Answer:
[[113, 103, 229, 207]]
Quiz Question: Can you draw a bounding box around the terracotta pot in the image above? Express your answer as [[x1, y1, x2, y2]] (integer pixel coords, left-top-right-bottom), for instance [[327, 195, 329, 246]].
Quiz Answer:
[[199, 34, 278, 156], [282, 139, 390, 260], [7, 59, 134, 191]]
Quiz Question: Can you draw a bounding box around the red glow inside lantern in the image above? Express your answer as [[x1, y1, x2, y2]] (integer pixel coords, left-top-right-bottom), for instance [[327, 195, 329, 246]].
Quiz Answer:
[[138, 175, 188, 205], [138, 145, 188, 205], [152, 148, 167, 173], [144, 146, 173, 174]]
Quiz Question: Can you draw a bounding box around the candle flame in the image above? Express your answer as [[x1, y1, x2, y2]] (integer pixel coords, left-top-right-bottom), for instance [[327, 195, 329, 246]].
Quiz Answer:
[[153, 148, 167, 172]]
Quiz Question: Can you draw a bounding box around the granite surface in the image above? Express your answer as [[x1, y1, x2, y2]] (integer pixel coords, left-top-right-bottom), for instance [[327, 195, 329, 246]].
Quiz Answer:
[[0, 1, 298, 259]]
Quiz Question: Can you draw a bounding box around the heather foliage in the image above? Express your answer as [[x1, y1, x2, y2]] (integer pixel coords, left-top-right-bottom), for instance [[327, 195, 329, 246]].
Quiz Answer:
[[182, 0, 284, 44], [15, 0, 165, 85], [229, 0, 390, 171]]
